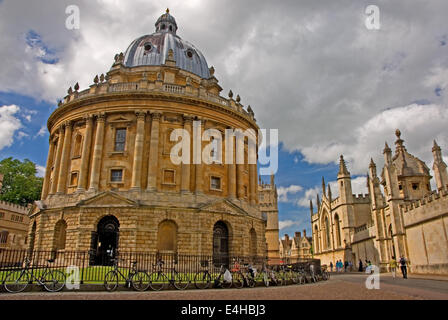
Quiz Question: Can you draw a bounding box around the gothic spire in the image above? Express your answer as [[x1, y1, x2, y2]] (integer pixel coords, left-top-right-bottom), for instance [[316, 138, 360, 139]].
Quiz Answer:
[[338, 155, 350, 177]]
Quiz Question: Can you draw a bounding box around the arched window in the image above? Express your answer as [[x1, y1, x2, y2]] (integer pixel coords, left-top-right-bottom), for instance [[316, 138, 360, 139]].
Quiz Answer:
[[53, 220, 67, 250], [334, 214, 342, 247], [314, 225, 320, 253], [73, 134, 83, 158], [249, 228, 257, 257], [325, 216, 331, 249], [157, 220, 177, 252]]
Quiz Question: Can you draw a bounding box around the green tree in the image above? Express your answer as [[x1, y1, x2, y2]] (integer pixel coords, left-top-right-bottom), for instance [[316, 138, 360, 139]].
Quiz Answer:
[[0, 157, 43, 206]]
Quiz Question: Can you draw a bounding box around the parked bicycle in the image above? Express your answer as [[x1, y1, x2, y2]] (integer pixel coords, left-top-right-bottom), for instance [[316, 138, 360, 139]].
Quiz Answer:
[[148, 258, 189, 291], [232, 262, 256, 289], [3, 257, 66, 293], [104, 258, 150, 292], [194, 260, 232, 289]]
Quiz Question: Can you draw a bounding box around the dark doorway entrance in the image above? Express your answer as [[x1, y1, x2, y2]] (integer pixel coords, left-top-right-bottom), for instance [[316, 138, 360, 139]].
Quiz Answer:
[[90, 216, 120, 266], [213, 221, 229, 268]]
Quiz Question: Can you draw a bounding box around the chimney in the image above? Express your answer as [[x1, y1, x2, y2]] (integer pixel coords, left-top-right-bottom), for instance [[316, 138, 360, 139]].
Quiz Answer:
[[284, 234, 289, 242], [303, 229, 306, 238], [295, 232, 301, 238]]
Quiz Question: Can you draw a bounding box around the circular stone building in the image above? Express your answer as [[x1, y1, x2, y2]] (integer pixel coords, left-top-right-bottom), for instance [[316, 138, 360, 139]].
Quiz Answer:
[[28, 10, 265, 264]]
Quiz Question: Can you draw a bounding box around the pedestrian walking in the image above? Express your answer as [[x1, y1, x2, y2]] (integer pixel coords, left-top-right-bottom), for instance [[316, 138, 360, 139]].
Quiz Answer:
[[349, 261, 353, 272], [389, 256, 397, 279], [330, 261, 333, 272], [358, 259, 363, 272], [344, 261, 348, 272], [399, 256, 408, 279]]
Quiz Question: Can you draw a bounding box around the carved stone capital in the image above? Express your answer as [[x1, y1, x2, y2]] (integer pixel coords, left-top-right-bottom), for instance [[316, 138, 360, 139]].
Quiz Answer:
[[151, 112, 162, 121], [96, 112, 106, 123], [135, 111, 146, 121], [183, 114, 194, 123]]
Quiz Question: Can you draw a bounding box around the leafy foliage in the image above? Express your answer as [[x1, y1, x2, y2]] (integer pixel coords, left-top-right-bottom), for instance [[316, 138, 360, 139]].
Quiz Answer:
[[0, 157, 43, 206]]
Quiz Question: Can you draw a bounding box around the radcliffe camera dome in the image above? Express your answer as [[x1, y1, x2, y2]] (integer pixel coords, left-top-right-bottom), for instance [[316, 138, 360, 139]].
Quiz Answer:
[[123, 9, 211, 79]]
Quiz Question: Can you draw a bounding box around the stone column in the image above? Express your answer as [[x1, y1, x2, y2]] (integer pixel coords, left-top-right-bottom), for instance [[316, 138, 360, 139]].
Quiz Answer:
[[147, 112, 161, 191], [77, 114, 94, 192], [88, 113, 106, 192], [227, 133, 237, 199], [249, 164, 257, 205], [195, 119, 204, 194], [236, 132, 245, 199], [56, 121, 73, 194], [181, 115, 193, 193], [131, 111, 146, 190], [41, 135, 55, 199], [50, 126, 65, 195]]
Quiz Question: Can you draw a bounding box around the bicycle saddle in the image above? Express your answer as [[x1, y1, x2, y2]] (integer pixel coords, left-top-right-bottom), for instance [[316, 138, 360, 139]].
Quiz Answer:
[[47, 259, 55, 263]]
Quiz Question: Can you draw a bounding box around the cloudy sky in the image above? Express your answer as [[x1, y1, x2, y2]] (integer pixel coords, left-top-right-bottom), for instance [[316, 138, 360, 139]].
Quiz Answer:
[[0, 0, 447, 238]]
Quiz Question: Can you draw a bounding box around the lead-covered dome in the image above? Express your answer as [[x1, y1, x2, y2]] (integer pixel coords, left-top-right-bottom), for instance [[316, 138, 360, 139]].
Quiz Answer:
[[123, 9, 210, 79]]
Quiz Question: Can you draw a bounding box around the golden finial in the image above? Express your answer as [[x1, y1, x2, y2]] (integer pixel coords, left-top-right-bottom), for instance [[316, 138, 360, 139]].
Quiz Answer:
[[395, 129, 401, 139], [166, 8, 169, 14]]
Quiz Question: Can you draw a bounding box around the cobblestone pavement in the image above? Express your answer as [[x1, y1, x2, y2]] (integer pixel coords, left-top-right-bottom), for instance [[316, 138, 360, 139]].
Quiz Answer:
[[1, 273, 447, 300]]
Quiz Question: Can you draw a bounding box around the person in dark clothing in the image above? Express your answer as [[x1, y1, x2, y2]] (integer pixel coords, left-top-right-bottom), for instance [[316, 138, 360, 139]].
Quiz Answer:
[[399, 256, 408, 279], [358, 259, 363, 272], [344, 261, 348, 272]]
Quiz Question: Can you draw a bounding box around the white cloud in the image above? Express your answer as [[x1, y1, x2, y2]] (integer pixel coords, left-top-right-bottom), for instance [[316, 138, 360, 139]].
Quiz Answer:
[[36, 125, 47, 137], [279, 220, 301, 231], [0, 105, 22, 150], [36, 165, 46, 177], [277, 184, 303, 202], [297, 186, 320, 208]]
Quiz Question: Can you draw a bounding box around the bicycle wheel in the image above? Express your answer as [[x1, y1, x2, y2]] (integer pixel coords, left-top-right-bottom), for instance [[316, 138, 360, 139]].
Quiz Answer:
[[247, 273, 256, 288], [104, 271, 119, 292], [42, 270, 66, 292], [290, 271, 299, 284], [3, 270, 30, 293], [220, 273, 233, 289], [194, 271, 211, 289], [148, 272, 167, 291], [173, 272, 190, 290], [298, 272, 306, 285], [232, 272, 244, 289], [131, 271, 150, 292]]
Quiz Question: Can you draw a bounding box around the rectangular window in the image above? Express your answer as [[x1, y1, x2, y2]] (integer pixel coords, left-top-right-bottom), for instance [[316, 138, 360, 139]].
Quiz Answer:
[[210, 176, 221, 190], [0, 212, 4, 219], [114, 128, 126, 151], [110, 169, 123, 182], [163, 169, 175, 184], [70, 172, 78, 186]]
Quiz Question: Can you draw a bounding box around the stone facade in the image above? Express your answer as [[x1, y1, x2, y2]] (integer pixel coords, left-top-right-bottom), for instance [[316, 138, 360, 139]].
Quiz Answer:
[[258, 174, 280, 262], [311, 130, 448, 275], [28, 11, 266, 261], [279, 231, 312, 262], [0, 174, 30, 250]]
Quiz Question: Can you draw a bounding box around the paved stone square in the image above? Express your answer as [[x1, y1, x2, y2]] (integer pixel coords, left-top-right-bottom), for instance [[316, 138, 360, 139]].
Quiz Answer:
[[1, 273, 447, 300]]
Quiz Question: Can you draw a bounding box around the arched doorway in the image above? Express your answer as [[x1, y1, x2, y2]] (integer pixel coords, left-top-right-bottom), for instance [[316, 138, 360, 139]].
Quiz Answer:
[[53, 220, 67, 251], [213, 221, 229, 267], [334, 214, 341, 248], [90, 216, 120, 266]]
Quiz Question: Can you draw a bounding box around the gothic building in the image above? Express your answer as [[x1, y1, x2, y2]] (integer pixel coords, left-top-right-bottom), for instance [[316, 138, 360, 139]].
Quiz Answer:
[[311, 130, 448, 275], [28, 10, 266, 263]]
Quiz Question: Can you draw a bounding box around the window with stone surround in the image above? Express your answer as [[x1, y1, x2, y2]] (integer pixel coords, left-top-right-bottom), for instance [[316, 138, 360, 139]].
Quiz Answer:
[[0, 230, 9, 244], [53, 220, 67, 251], [110, 169, 123, 183], [73, 134, 83, 158], [69, 172, 79, 187], [210, 176, 221, 191], [163, 169, 176, 185], [114, 128, 126, 152], [0, 212, 4, 219]]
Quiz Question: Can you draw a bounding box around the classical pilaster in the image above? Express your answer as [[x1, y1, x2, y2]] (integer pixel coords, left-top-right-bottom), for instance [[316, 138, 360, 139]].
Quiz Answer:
[[88, 113, 106, 192], [147, 112, 161, 191], [77, 114, 94, 192], [195, 119, 204, 194], [56, 120, 73, 194], [41, 135, 55, 199], [50, 126, 64, 195], [181, 114, 193, 193], [227, 132, 236, 199], [236, 132, 245, 199], [249, 164, 257, 205], [131, 111, 146, 190]]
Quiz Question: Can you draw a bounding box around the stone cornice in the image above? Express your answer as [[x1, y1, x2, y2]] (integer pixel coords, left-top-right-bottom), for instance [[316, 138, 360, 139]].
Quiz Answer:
[[47, 91, 258, 133]]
